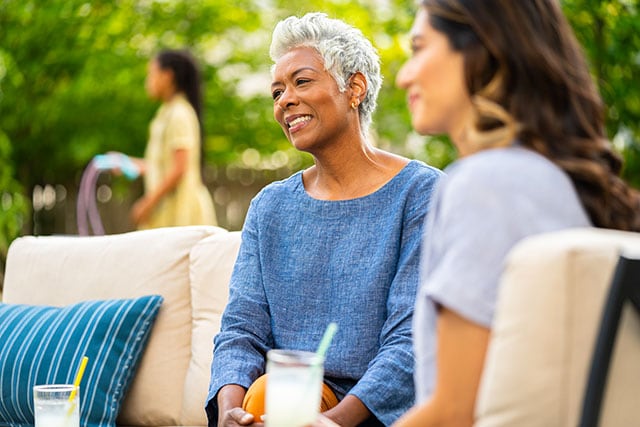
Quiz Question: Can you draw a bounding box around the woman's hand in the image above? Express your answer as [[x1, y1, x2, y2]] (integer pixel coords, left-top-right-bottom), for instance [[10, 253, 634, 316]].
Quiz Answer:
[[219, 407, 264, 427], [307, 413, 341, 427], [129, 147, 186, 226], [130, 196, 154, 226], [320, 395, 370, 427], [217, 384, 263, 427], [220, 408, 339, 427], [103, 152, 144, 178]]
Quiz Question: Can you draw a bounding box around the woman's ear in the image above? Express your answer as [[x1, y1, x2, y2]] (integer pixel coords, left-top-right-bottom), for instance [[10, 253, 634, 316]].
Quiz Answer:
[[349, 72, 367, 104], [166, 68, 175, 81]]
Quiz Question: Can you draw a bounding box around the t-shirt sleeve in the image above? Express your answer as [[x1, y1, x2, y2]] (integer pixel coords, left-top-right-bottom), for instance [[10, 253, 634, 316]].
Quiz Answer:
[[421, 148, 592, 328], [206, 192, 273, 423], [165, 103, 198, 150], [421, 172, 530, 327]]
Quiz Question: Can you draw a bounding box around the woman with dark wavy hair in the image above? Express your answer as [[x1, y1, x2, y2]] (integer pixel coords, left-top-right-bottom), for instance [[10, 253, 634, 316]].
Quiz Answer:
[[393, 0, 640, 425]]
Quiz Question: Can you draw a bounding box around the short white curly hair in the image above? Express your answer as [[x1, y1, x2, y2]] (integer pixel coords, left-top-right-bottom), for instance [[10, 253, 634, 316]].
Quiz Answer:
[[269, 12, 382, 133]]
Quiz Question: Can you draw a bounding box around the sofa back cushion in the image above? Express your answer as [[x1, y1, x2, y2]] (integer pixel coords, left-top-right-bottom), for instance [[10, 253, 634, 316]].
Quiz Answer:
[[475, 228, 640, 427], [3, 226, 222, 426], [182, 231, 241, 425]]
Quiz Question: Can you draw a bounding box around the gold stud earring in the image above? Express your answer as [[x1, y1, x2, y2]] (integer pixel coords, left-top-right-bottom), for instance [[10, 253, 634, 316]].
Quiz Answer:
[[351, 101, 358, 110]]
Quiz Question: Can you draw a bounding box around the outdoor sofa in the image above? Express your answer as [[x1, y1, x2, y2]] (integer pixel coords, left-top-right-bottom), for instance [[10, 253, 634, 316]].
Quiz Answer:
[[2, 226, 240, 426], [1, 226, 639, 426]]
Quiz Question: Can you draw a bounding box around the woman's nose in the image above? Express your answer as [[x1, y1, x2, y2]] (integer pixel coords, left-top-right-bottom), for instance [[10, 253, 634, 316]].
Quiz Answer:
[[276, 87, 298, 111], [396, 61, 411, 89]]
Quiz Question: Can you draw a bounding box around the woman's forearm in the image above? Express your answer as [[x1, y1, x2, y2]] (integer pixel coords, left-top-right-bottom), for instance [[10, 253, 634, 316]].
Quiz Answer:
[[146, 148, 188, 205], [217, 384, 247, 415], [132, 148, 188, 225], [394, 308, 490, 427], [323, 395, 371, 427]]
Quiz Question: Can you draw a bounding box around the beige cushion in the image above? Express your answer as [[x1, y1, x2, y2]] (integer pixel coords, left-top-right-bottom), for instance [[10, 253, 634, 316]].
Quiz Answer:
[[3, 226, 222, 426], [181, 231, 241, 425], [475, 228, 640, 427]]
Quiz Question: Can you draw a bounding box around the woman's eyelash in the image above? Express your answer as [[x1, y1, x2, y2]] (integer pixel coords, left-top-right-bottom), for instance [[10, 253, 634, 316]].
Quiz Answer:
[[272, 78, 311, 100]]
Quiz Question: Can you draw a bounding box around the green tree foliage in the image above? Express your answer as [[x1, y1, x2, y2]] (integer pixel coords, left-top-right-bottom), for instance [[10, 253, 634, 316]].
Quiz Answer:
[[0, 130, 28, 278], [564, 0, 640, 187], [0, 0, 638, 247]]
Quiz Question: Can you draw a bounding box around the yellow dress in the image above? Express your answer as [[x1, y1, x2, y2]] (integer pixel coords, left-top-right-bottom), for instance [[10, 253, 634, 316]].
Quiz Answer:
[[141, 93, 216, 229]]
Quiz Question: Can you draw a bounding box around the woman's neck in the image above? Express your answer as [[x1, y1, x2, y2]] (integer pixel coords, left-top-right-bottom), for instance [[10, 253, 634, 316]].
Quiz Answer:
[[161, 87, 179, 103], [303, 140, 408, 201]]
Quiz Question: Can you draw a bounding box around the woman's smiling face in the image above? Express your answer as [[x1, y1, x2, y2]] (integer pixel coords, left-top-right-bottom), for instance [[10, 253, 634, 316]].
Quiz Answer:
[[396, 8, 474, 144], [271, 47, 353, 153]]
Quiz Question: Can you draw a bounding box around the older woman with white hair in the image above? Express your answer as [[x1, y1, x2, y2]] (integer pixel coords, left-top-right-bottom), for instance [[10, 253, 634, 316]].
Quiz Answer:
[[207, 12, 442, 427]]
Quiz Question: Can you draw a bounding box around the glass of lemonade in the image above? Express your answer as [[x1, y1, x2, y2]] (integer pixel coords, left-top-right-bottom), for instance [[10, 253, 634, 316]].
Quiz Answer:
[[33, 384, 80, 427], [265, 349, 324, 427]]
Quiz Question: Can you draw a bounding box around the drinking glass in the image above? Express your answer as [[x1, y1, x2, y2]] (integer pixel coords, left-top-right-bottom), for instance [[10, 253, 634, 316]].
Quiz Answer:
[[265, 349, 324, 427], [33, 384, 80, 427]]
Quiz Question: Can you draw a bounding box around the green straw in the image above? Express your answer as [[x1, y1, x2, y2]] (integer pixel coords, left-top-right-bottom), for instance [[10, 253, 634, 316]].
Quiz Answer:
[[316, 322, 338, 358]]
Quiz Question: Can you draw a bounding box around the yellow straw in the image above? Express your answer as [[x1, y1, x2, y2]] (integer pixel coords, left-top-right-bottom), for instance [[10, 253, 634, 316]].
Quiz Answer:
[[66, 356, 88, 415]]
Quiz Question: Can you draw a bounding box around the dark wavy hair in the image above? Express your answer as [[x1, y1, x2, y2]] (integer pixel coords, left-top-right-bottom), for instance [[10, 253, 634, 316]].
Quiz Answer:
[[421, 0, 640, 231], [156, 49, 205, 171]]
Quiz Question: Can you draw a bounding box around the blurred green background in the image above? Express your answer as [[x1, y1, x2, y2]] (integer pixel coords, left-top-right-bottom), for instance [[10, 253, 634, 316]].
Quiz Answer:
[[1, 0, 639, 274]]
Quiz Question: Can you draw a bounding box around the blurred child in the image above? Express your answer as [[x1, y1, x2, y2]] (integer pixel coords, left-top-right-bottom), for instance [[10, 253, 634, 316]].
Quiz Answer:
[[120, 49, 216, 229]]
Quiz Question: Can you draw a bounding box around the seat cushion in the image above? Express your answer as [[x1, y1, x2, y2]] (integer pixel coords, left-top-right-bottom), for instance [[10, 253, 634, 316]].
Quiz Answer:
[[475, 228, 640, 427], [0, 295, 163, 427]]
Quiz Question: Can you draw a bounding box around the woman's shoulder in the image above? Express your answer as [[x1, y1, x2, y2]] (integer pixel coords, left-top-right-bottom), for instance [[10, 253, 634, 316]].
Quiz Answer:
[[165, 95, 197, 120], [390, 159, 444, 196], [376, 149, 443, 178], [441, 146, 582, 212], [251, 171, 304, 206], [446, 146, 565, 187], [375, 159, 444, 218], [406, 159, 445, 179]]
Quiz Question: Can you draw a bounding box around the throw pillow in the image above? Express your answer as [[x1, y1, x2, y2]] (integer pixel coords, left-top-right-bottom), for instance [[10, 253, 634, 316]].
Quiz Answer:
[[0, 295, 163, 427]]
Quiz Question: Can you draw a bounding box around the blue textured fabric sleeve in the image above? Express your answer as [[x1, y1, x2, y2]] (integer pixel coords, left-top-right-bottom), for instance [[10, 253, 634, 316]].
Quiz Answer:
[[346, 175, 436, 425], [207, 192, 273, 422]]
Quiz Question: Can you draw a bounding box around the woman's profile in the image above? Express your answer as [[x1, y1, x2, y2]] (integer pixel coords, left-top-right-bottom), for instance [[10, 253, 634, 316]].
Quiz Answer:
[[118, 49, 216, 229], [393, 1, 640, 425]]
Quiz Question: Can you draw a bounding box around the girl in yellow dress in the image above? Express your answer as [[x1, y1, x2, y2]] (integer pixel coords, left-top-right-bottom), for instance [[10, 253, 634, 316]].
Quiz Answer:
[[128, 49, 216, 229]]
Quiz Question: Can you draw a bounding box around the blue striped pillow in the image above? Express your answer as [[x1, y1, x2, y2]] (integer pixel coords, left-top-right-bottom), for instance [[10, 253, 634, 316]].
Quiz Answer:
[[0, 295, 163, 427]]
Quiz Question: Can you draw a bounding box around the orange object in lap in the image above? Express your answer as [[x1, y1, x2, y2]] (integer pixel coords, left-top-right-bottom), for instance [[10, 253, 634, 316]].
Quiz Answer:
[[242, 374, 339, 420]]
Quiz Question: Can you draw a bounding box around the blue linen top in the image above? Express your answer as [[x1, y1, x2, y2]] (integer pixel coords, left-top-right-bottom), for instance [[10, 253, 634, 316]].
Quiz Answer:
[[207, 160, 443, 426], [413, 146, 591, 401]]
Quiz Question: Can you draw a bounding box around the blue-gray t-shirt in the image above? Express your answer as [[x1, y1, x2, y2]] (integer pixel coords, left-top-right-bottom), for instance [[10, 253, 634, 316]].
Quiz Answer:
[[208, 160, 443, 425], [413, 146, 591, 401]]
